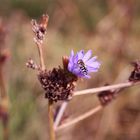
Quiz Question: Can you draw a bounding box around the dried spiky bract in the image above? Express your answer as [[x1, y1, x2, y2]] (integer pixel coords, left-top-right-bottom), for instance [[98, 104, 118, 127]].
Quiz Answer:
[[31, 14, 49, 45], [129, 60, 140, 82], [38, 67, 78, 102], [62, 56, 69, 70]]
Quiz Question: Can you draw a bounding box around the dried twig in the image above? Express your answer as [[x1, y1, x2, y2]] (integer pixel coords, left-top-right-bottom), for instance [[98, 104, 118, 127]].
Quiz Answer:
[[54, 101, 68, 129], [55, 81, 140, 131], [73, 81, 139, 97], [55, 105, 102, 131], [54, 81, 140, 129]]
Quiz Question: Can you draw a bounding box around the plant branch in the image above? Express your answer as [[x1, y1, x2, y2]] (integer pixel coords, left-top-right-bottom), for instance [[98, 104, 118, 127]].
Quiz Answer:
[[55, 81, 140, 131], [74, 81, 139, 97], [36, 42, 55, 140], [55, 105, 102, 131], [32, 14, 56, 140]]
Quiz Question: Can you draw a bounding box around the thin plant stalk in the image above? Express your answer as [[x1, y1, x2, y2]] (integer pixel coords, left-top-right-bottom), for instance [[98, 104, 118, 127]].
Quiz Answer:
[[74, 81, 139, 97], [35, 42, 55, 140], [55, 105, 102, 131], [54, 81, 139, 128], [55, 81, 140, 130], [36, 43, 45, 71], [48, 100, 55, 140]]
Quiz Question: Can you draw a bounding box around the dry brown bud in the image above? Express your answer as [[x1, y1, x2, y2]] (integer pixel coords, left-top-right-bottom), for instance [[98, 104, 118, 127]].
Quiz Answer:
[[129, 60, 140, 82], [31, 14, 49, 45], [97, 84, 118, 106]]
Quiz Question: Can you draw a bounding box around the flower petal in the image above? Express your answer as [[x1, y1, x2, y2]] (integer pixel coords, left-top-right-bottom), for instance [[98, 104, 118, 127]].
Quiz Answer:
[[86, 56, 97, 65], [68, 50, 75, 71], [77, 50, 84, 60], [72, 67, 81, 76], [83, 50, 92, 62], [86, 61, 101, 69], [87, 66, 99, 72], [69, 50, 74, 62], [68, 61, 74, 71]]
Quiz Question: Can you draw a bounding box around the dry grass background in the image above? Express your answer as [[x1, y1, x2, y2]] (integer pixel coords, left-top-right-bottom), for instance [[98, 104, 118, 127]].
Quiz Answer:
[[0, 0, 140, 140]]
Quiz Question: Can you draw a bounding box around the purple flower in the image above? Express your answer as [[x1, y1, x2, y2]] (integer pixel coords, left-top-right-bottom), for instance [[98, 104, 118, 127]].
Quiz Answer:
[[68, 50, 101, 78]]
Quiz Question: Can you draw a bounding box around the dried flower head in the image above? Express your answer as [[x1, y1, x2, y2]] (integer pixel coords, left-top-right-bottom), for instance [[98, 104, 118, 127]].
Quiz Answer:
[[38, 67, 77, 102], [31, 14, 49, 45], [129, 60, 140, 82], [26, 55, 78, 102], [68, 50, 101, 78]]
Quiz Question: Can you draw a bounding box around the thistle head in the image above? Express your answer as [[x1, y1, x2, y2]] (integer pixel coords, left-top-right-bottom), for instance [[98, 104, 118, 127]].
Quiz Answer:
[[68, 50, 101, 79], [38, 68, 77, 102]]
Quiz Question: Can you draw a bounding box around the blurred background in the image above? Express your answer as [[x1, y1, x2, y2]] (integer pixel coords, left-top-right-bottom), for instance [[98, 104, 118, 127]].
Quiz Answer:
[[0, 0, 140, 140]]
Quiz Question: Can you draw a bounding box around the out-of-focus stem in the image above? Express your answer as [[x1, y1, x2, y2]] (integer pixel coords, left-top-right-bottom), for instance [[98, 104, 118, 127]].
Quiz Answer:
[[3, 121, 9, 140], [0, 65, 9, 140], [74, 81, 139, 97], [48, 100, 55, 140], [0, 66, 7, 98]]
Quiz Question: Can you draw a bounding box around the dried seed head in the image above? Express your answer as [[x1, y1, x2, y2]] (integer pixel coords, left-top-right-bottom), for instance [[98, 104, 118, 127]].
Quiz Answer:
[[31, 14, 49, 45], [129, 60, 140, 82], [38, 67, 78, 102]]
